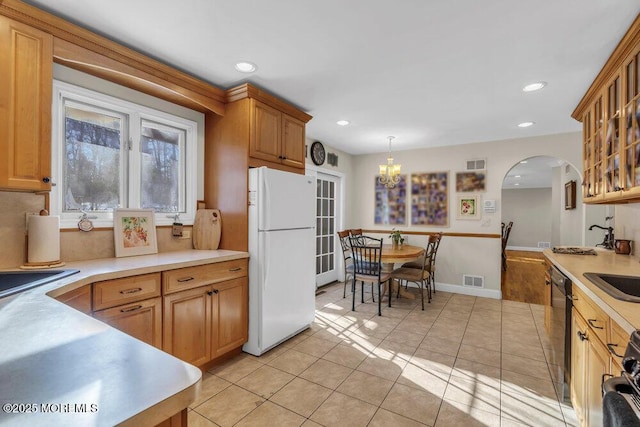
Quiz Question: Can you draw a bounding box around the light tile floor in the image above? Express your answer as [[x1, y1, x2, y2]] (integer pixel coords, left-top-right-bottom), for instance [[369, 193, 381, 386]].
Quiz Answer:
[[188, 282, 578, 426]]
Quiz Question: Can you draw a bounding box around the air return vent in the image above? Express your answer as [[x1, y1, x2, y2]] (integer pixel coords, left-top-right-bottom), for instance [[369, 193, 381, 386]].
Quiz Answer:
[[463, 274, 484, 288], [466, 159, 486, 170]]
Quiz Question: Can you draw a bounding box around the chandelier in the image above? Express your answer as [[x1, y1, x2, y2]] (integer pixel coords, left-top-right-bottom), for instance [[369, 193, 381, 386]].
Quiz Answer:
[[378, 136, 401, 188]]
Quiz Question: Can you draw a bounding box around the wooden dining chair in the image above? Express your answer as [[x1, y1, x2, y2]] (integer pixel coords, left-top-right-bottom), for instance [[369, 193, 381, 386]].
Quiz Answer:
[[337, 230, 355, 298], [502, 221, 513, 271], [401, 232, 442, 295], [348, 235, 391, 316], [392, 234, 438, 310]]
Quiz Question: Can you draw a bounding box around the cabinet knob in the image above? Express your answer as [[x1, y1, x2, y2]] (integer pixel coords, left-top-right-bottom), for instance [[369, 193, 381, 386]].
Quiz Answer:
[[207, 291, 213, 296], [213, 289, 219, 294], [42, 176, 51, 184], [577, 331, 588, 341]]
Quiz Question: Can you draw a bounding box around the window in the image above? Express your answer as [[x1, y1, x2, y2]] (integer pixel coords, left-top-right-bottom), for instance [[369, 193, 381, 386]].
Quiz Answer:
[[52, 80, 197, 228]]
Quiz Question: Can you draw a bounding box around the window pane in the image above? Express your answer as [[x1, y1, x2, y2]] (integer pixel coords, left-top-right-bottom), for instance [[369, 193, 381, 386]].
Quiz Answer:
[[140, 121, 185, 212], [64, 104, 122, 212]]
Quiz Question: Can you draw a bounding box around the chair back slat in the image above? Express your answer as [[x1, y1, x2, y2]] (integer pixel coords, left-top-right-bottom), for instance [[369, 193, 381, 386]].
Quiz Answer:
[[349, 235, 383, 279]]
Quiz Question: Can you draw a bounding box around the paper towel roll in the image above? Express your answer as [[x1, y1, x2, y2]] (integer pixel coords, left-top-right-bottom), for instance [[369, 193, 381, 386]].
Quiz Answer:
[[28, 215, 60, 264]]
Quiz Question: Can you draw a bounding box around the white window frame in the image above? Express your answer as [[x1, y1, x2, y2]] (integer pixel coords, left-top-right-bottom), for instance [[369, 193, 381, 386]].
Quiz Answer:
[[51, 80, 198, 228]]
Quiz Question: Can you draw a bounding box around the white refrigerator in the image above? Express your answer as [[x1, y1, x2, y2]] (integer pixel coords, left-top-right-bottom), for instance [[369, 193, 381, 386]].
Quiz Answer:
[[243, 167, 316, 356]]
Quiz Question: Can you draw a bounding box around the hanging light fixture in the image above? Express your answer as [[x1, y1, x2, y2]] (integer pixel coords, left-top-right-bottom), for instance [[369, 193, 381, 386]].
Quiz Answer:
[[378, 136, 401, 188]]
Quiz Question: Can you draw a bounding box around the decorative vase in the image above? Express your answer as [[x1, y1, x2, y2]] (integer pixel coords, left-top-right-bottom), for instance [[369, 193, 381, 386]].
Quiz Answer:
[[392, 240, 399, 250]]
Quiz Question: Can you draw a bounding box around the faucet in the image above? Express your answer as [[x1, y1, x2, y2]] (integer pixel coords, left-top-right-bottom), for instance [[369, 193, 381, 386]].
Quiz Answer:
[[588, 224, 614, 250]]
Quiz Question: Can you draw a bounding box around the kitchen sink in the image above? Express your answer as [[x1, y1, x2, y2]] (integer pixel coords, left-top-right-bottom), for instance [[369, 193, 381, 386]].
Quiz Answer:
[[0, 269, 79, 298], [583, 272, 640, 302]]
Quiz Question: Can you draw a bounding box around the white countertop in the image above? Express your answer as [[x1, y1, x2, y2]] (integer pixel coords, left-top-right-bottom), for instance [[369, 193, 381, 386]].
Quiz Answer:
[[543, 248, 640, 334], [0, 249, 249, 426]]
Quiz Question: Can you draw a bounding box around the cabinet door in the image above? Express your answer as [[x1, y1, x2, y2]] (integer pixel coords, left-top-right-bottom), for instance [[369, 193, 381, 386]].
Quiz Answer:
[[211, 277, 248, 358], [55, 285, 92, 315], [281, 114, 305, 168], [250, 100, 282, 163], [0, 16, 52, 191], [163, 286, 211, 365], [571, 309, 588, 427], [586, 335, 610, 427], [94, 297, 162, 349]]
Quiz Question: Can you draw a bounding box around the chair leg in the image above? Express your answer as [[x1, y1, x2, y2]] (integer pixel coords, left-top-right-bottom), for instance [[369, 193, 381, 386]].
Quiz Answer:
[[396, 280, 401, 299], [431, 271, 436, 294], [420, 280, 425, 310], [377, 282, 382, 316], [387, 280, 392, 308], [372, 283, 375, 302], [351, 277, 356, 311], [361, 281, 365, 303]]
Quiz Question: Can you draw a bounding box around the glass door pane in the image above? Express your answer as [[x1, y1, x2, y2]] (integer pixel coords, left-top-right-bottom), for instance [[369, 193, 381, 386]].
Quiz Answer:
[[315, 173, 341, 287]]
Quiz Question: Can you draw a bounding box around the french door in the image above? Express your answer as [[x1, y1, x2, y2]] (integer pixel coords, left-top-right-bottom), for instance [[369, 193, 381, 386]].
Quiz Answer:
[[314, 172, 342, 287]]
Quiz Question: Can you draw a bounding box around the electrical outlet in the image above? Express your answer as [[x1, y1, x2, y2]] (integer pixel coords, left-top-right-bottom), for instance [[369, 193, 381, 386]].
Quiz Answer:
[[180, 229, 192, 239]]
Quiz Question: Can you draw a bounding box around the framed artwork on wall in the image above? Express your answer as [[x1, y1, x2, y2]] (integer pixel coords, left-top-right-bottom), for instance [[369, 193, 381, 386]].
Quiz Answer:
[[565, 180, 576, 210], [455, 171, 486, 192], [456, 195, 481, 220], [374, 175, 407, 225], [410, 172, 449, 226], [113, 208, 158, 257]]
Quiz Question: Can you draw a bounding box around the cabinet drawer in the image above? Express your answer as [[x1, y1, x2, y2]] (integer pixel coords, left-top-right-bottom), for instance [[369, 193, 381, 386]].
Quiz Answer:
[[609, 319, 629, 371], [163, 259, 248, 294], [93, 273, 161, 311], [93, 296, 162, 349], [573, 285, 609, 344]]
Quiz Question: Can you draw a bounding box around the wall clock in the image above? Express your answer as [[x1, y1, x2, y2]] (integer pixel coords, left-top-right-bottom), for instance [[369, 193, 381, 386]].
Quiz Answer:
[[310, 141, 326, 166]]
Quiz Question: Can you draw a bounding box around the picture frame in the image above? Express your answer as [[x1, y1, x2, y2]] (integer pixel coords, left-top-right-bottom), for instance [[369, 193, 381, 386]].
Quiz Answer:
[[374, 175, 407, 225], [113, 209, 158, 257], [455, 171, 486, 192], [456, 195, 481, 220], [410, 172, 449, 226], [565, 180, 577, 210]]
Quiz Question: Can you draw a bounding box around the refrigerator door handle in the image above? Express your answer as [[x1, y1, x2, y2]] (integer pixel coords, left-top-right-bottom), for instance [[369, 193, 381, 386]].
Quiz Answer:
[[261, 232, 269, 291], [262, 170, 271, 228]]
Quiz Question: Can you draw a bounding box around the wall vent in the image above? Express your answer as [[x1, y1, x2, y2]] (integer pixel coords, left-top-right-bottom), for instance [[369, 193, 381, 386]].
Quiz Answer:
[[463, 274, 484, 288], [538, 241, 551, 248], [466, 159, 486, 170]]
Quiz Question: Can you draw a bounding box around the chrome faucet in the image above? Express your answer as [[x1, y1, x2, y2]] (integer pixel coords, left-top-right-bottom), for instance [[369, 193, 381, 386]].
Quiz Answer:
[[588, 224, 614, 250]]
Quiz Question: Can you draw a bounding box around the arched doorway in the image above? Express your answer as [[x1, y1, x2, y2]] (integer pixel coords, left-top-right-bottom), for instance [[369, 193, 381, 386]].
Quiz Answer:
[[500, 156, 611, 303]]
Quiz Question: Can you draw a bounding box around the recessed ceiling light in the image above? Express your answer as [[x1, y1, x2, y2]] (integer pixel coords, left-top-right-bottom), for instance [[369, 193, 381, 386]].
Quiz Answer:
[[235, 61, 257, 73], [515, 175, 521, 178], [523, 81, 547, 92], [518, 121, 535, 128], [520, 160, 528, 164], [514, 183, 520, 186], [336, 120, 350, 126]]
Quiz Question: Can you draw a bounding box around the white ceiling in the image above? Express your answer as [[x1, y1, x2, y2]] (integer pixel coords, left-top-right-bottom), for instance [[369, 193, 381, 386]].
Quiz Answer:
[[502, 156, 565, 189], [23, 0, 640, 155]]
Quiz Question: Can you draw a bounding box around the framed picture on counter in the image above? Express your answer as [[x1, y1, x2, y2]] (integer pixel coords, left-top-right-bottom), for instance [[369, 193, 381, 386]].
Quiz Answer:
[[113, 209, 158, 257]]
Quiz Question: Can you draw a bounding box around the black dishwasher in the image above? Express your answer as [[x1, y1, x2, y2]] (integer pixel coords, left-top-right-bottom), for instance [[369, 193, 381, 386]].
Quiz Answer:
[[549, 264, 573, 401]]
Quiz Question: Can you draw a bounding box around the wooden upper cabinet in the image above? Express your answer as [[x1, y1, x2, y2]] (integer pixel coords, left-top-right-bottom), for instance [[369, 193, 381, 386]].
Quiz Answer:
[[251, 100, 283, 163], [574, 15, 640, 203], [223, 83, 312, 173], [282, 114, 306, 168], [0, 16, 52, 191]]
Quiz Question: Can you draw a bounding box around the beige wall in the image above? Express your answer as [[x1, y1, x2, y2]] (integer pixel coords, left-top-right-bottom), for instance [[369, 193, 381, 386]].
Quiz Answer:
[[502, 188, 552, 248], [615, 204, 640, 256], [350, 132, 583, 298]]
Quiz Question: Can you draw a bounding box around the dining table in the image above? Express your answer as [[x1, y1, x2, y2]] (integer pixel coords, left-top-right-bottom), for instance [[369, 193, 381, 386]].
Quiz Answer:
[[380, 244, 425, 299]]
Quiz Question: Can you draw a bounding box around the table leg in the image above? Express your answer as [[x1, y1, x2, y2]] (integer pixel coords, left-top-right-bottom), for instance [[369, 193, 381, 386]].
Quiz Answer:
[[381, 263, 416, 300]]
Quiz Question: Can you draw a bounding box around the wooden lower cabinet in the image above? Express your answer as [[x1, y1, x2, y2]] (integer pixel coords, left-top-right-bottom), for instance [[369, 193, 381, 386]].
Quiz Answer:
[[571, 308, 610, 427], [55, 285, 92, 314], [93, 297, 162, 349], [163, 276, 248, 366], [211, 277, 248, 358]]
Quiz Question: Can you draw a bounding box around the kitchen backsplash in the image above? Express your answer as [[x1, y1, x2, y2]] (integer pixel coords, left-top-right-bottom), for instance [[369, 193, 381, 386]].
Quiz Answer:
[[616, 204, 640, 257], [0, 191, 193, 269]]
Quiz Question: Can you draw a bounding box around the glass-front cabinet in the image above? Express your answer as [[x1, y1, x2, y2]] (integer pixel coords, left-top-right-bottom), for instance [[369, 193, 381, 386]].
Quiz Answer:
[[622, 46, 640, 199], [575, 20, 640, 204]]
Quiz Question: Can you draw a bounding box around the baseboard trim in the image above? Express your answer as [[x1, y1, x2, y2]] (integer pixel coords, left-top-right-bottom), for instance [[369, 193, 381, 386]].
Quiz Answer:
[[434, 282, 502, 300], [506, 246, 545, 252]]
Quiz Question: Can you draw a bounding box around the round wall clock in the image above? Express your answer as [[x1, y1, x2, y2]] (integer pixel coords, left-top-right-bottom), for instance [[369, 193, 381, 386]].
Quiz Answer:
[[310, 141, 326, 166]]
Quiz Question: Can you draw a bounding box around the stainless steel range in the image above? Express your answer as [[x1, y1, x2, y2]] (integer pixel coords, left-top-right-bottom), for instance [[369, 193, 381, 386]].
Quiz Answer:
[[602, 330, 640, 427]]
